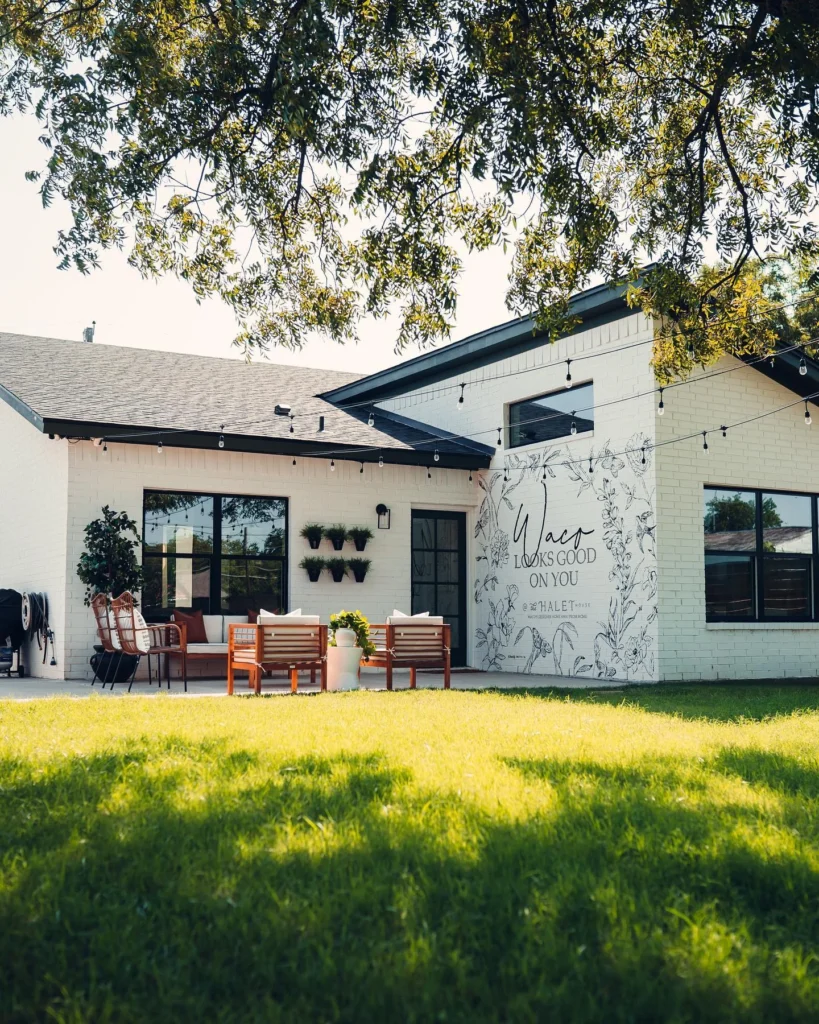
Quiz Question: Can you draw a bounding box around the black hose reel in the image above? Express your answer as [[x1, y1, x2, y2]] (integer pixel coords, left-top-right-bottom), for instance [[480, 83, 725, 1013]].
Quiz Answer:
[[22, 592, 56, 666]]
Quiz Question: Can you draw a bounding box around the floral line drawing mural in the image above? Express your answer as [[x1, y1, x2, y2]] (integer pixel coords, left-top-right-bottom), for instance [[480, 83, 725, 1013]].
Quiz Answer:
[[474, 434, 658, 681]]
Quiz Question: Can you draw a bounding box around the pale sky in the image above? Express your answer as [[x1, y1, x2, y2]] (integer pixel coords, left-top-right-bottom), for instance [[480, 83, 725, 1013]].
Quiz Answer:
[[0, 113, 515, 373]]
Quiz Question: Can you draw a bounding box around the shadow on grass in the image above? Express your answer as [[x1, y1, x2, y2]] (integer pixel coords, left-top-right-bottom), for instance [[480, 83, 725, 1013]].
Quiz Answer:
[[484, 683, 819, 723], [2, 742, 819, 1022]]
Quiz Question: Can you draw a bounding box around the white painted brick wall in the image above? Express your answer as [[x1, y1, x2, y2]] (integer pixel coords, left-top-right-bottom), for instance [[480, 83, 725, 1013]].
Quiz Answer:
[[63, 441, 476, 680], [383, 311, 661, 681], [0, 400, 68, 677], [655, 356, 819, 680]]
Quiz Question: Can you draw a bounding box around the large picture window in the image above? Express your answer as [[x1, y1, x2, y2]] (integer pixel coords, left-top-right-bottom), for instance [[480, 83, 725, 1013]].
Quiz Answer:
[[704, 487, 815, 622], [142, 491, 287, 617], [508, 381, 594, 449]]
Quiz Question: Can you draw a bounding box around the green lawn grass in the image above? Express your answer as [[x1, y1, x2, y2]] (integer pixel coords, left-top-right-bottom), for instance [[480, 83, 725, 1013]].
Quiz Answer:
[[2, 685, 819, 1022]]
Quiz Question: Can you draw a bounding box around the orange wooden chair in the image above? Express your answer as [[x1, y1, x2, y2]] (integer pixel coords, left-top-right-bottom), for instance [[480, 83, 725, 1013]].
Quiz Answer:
[[228, 622, 328, 694], [366, 620, 451, 690]]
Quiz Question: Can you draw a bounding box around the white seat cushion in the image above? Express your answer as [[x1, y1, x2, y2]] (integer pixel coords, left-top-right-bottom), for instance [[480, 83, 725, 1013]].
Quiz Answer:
[[133, 608, 152, 653], [387, 615, 443, 625], [187, 642, 228, 655], [107, 610, 122, 651], [202, 615, 224, 644], [258, 614, 320, 625]]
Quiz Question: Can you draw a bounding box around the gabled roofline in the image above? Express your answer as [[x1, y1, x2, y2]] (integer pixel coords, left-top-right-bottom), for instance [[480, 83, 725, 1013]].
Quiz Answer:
[[321, 278, 640, 407], [0, 382, 43, 431], [743, 345, 819, 405], [37, 417, 492, 470]]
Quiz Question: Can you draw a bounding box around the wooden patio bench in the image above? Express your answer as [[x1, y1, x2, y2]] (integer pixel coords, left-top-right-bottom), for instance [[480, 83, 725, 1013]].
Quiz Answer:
[[227, 620, 327, 695]]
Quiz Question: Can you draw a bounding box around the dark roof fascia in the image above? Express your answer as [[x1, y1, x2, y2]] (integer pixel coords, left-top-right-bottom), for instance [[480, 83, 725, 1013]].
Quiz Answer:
[[321, 279, 636, 407], [742, 345, 819, 405], [40, 418, 492, 470], [0, 382, 44, 431], [372, 406, 495, 457]]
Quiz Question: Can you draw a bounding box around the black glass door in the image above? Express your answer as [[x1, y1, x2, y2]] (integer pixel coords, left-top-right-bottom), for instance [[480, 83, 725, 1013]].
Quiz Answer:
[[411, 510, 467, 667]]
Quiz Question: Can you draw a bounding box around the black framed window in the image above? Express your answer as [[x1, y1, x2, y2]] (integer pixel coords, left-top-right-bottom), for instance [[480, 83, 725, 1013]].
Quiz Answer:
[[142, 491, 287, 617], [508, 381, 593, 449], [704, 487, 816, 622]]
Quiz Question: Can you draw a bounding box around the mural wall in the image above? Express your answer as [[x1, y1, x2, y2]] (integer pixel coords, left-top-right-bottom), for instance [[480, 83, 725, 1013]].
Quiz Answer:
[[474, 435, 658, 681]]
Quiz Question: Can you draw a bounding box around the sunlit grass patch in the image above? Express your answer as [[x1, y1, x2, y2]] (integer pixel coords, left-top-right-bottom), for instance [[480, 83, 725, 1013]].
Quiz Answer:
[[1, 686, 819, 1021]]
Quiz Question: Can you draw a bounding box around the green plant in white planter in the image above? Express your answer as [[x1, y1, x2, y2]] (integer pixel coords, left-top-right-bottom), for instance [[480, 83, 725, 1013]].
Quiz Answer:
[[329, 609, 375, 658]]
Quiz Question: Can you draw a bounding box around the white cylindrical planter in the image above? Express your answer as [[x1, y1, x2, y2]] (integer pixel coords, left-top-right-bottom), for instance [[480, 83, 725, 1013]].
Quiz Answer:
[[334, 628, 357, 648], [326, 645, 361, 691]]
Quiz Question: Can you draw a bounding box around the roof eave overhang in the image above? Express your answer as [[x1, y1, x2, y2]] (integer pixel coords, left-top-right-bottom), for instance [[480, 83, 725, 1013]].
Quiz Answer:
[[321, 280, 637, 407], [40, 418, 493, 470], [743, 346, 819, 404]]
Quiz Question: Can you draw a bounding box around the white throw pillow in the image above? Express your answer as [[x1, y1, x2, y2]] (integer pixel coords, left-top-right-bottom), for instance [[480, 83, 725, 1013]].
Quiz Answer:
[[107, 610, 122, 651], [285, 608, 303, 617], [258, 607, 300, 617], [391, 609, 430, 618], [133, 608, 152, 653]]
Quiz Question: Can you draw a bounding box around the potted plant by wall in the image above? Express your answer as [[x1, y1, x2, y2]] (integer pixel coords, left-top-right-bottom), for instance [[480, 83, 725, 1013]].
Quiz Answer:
[[76, 505, 144, 604], [326, 557, 348, 582], [300, 523, 324, 550], [299, 556, 325, 582], [324, 524, 348, 551], [347, 558, 371, 583], [347, 526, 373, 552], [329, 609, 376, 658]]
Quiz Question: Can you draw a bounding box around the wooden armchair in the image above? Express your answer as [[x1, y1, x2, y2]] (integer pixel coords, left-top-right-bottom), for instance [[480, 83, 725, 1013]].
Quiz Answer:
[[227, 622, 328, 695], [366, 620, 451, 690], [111, 591, 187, 692]]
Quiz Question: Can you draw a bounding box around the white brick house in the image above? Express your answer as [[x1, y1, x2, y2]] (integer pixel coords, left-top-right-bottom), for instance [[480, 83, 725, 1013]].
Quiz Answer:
[[2, 280, 818, 683]]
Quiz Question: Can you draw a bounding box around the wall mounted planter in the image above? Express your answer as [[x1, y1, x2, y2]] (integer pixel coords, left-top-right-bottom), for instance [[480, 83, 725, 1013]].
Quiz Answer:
[[326, 558, 348, 582], [300, 524, 324, 550], [299, 557, 325, 582], [347, 527, 373, 552], [348, 558, 371, 583], [324, 525, 348, 551]]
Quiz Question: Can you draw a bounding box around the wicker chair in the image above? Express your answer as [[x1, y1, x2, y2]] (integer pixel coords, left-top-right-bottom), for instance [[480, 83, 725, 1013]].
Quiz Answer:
[[227, 621, 328, 695], [90, 592, 122, 687], [366, 620, 451, 690], [111, 591, 187, 692]]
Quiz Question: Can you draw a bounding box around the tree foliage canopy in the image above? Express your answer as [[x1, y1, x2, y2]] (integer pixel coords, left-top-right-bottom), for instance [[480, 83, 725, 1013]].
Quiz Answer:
[[2, 0, 819, 371]]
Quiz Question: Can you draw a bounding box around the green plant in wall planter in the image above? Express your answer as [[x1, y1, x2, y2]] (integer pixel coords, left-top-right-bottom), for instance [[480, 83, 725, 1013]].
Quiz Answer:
[[300, 523, 324, 550], [329, 609, 375, 658], [326, 557, 348, 582], [347, 526, 373, 552], [299, 556, 325, 582], [76, 505, 144, 605], [348, 558, 371, 583], [324, 524, 348, 551]]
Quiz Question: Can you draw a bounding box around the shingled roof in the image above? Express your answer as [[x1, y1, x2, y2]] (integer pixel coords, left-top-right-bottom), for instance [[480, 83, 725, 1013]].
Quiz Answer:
[[0, 333, 493, 468]]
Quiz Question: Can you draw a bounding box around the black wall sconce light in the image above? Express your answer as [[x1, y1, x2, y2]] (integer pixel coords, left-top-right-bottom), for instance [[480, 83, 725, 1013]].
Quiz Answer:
[[376, 503, 391, 530]]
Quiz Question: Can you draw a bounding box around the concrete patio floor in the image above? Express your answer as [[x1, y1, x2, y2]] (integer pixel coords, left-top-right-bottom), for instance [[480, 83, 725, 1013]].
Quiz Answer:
[[0, 667, 624, 699]]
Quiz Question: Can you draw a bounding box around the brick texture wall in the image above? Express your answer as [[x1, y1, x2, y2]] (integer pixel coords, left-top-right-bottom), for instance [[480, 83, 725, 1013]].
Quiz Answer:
[[0, 400, 68, 677]]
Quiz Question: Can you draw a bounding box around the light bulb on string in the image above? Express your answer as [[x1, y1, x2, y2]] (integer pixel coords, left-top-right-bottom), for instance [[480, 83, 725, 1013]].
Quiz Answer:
[[721, 425, 727, 438], [289, 414, 295, 434], [360, 462, 364, 474], [806, 401, 812, 426], [427, 467, 432, 480], [103, 441, 108, 453], [657, 388, 665, 416], [330, 459, 335, 471], [367, 411, 375, 428], [292, 458, 297, 466], [157, 440, 163, 454], [457, 383, 465, 409], [570, 415, 577, 436], [378, 455, 384, 468], [702, 431, 709, 453], [800, 355, 808, 376], [218, 424, 225, 449], [434, 449, 440, 462], [769, 354, 775, 367], [468, 470, 473, 483], [687, 342, 695, 361], [565, 359, 572, 387], [496, 427, 502, 446]]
